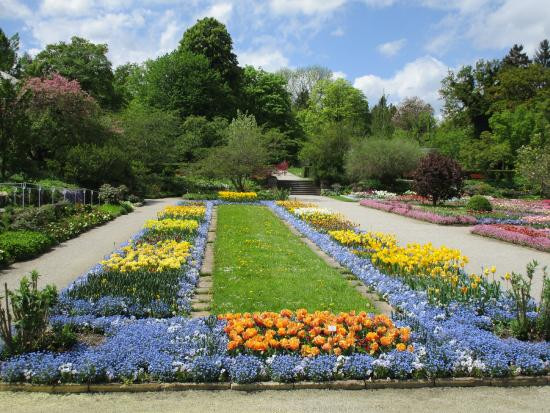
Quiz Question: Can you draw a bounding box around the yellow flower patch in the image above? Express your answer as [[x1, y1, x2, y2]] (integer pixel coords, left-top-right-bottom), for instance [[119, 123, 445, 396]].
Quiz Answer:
[[218, 191, 258, 202], [144, 218, 199, 233], [158, 205, 206, 220], [101, 239, 191, 272]]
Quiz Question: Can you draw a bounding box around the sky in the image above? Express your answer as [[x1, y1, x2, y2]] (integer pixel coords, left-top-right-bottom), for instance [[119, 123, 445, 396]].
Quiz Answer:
[[1, 0, 550, 113]]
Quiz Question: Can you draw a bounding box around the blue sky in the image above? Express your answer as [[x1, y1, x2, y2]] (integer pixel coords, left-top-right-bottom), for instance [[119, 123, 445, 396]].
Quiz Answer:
[[1, 0, 549, 112]]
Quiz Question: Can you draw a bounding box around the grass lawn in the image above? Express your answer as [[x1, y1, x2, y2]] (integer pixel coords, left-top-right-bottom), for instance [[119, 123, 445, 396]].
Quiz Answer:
[[288, 166, 303, 177], [327, 195, 357, 202], [212, 205, 374, 314]]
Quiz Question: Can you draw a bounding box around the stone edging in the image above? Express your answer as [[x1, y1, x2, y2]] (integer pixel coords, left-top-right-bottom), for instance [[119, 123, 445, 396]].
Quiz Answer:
[[190, 206, 217, 317], [1, 376, 548, 393]]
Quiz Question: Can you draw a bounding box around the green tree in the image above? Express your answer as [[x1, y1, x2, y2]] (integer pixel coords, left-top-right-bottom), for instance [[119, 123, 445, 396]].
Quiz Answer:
[[178, 115, 228, 161], [179, 17, 241, 94], [199, 113, 269, 191], [64, 143, 134, 189], [24, 37, 116, 108], [299, 123, 355, 184], [0, 28, 18, 74], [0, 78, 29, 179], [370, 95, 396, 138], [241, 66, 293, 130], [440, 60, 500, 138], [300, 78, 369, 134], [503, 44, 531, 68], [345, 137, 421, 187], [534, 39, 550, 68], [516, 135, 550, 196], [142, 50, 232, 119], [277, 65, 332, 109], [113, 63, 146, 108], [391, 96, 435, 142]]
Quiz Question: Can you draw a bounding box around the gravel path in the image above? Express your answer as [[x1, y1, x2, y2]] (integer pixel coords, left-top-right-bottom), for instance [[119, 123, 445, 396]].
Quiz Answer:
[[295, 195, 550, 298], [0, 198, 180, 292], [1, 387, 549, 413]]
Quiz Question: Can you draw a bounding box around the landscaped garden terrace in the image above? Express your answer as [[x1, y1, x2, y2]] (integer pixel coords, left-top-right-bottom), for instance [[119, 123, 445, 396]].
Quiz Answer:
[[0, 194, 548, 386]]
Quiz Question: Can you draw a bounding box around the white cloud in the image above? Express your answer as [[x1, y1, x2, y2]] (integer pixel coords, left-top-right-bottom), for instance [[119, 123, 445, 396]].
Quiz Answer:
[[238, 47, 289, 71], [332, 71, 346, 79], [377, 38, 406, 57], [354, 56, 449, 113], [467, 0, 550, 54], [196, 2, 233, 24], [0, 0, 32, 18], [423, 0, 550, 55], [268, 0, 346, 15], [331, 27, 345, 37]]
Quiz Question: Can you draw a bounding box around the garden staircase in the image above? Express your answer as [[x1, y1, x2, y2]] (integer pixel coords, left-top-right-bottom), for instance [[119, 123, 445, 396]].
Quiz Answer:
[[277, 179, 321, 195]]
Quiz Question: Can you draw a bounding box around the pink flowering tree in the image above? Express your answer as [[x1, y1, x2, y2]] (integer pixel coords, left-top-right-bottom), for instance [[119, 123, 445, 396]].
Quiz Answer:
[[23, 74, 104, 169]]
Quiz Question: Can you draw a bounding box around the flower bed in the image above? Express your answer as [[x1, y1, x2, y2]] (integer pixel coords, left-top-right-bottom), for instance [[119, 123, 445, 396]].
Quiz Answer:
[[54, 202, 213, 318], [1, 200, 549, 386], [222, 310, 412, 356], [268, 202, 550, 378], [359, 199, 477, 225], [471, 224, 550, 252], [218, 191, 258, 202]]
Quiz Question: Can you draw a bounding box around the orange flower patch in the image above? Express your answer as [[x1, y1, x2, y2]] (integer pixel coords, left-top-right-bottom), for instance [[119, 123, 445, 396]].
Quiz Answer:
[[219, 309, 413, 357]]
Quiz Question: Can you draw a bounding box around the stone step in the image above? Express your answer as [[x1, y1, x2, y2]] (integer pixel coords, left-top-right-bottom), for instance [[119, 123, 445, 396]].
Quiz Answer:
[[190, 311, 211, 318], [191, 294, 212, 304], [191, 302, 211, 312], [196, 287, 212, 294]]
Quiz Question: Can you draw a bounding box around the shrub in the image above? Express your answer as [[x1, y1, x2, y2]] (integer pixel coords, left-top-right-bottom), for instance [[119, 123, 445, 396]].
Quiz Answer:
[[413, 152, 463, 206], [98, 204, 127, 217], [466, 195, 493, 211], [120, 201, 134, 213], [0, 271, 59, 356], [0, 231, 52, 262], [345, 138, 422, 187], [463, 180, 502, 197], [182, 193, 218, 200], [9, 202, 74, 232], [99, 184, 128, 204]]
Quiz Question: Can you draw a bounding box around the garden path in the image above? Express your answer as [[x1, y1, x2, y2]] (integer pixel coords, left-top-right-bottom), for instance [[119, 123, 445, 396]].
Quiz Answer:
[[1, 386, 549, 412], [295, 195, 550, 299], [0, 198, 180, 293]]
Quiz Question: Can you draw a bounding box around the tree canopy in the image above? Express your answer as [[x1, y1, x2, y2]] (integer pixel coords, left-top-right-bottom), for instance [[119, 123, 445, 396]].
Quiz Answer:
[[24, 37, 117, 108]]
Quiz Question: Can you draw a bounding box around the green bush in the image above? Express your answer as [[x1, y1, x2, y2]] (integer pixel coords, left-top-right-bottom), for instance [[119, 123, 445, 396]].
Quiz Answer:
[[0, 231, 53, 262], [466, 195, 493, 211], [120, 201, 134, 213], [0, 271, 71, 356], [99, 184, 128, 204], [463, 180, 503, 197], [345, 138, 422, 187], [98, 204, 127, 217], [9, 202, 74, 232], [182, 193, 218, 200]]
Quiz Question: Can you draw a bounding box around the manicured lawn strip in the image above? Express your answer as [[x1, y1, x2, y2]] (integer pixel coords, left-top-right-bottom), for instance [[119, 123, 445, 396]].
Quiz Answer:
[[212, 205, 374, 313]]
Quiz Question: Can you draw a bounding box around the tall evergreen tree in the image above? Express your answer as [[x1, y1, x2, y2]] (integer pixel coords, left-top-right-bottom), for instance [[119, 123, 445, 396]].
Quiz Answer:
[[370, 95, 395, 138], [503, 44, 531, 68], [0, 28, 18, 73], [534, 39, 550, 68]]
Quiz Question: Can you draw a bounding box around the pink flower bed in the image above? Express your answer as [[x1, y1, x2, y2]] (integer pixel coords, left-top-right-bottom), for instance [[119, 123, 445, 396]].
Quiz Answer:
[[359, 199, 477, 225], [471, 224, 550, 252]]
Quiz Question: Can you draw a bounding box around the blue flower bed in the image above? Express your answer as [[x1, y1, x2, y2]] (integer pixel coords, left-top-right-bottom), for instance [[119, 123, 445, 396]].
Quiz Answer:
[[266, 201, 550, 377], [53, 202, 213, 319], [1, 200, 548, 385]]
